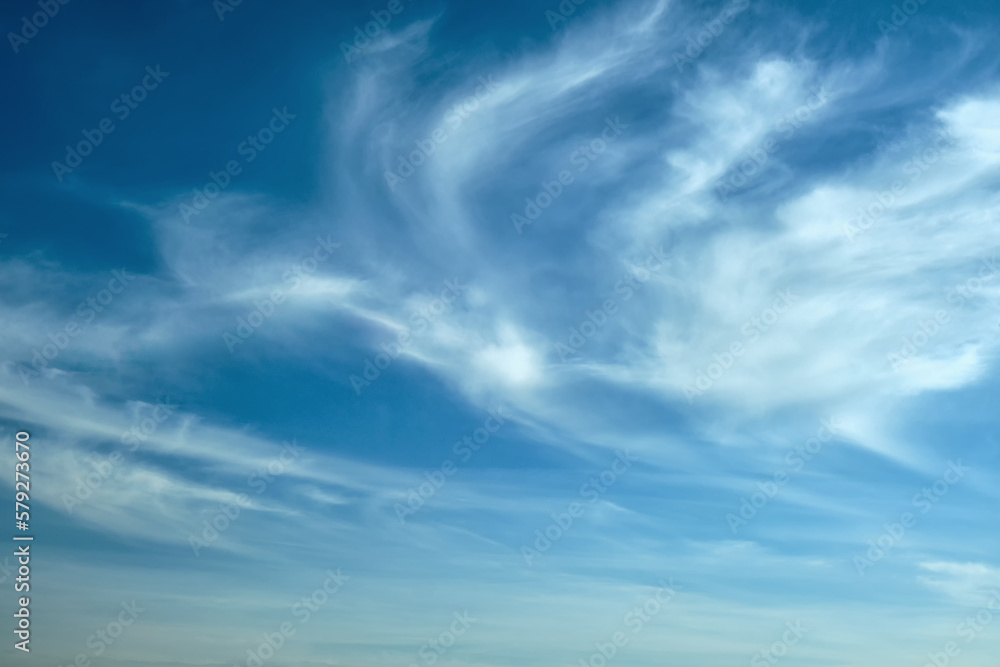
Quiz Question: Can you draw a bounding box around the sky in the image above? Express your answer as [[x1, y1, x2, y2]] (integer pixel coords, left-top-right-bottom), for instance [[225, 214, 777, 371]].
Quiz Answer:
[[1, 0, 1000, 665]]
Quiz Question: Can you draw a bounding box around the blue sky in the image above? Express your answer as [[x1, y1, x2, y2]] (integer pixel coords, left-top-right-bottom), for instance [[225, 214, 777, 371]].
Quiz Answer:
[[2, 0, 1000, 665]]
